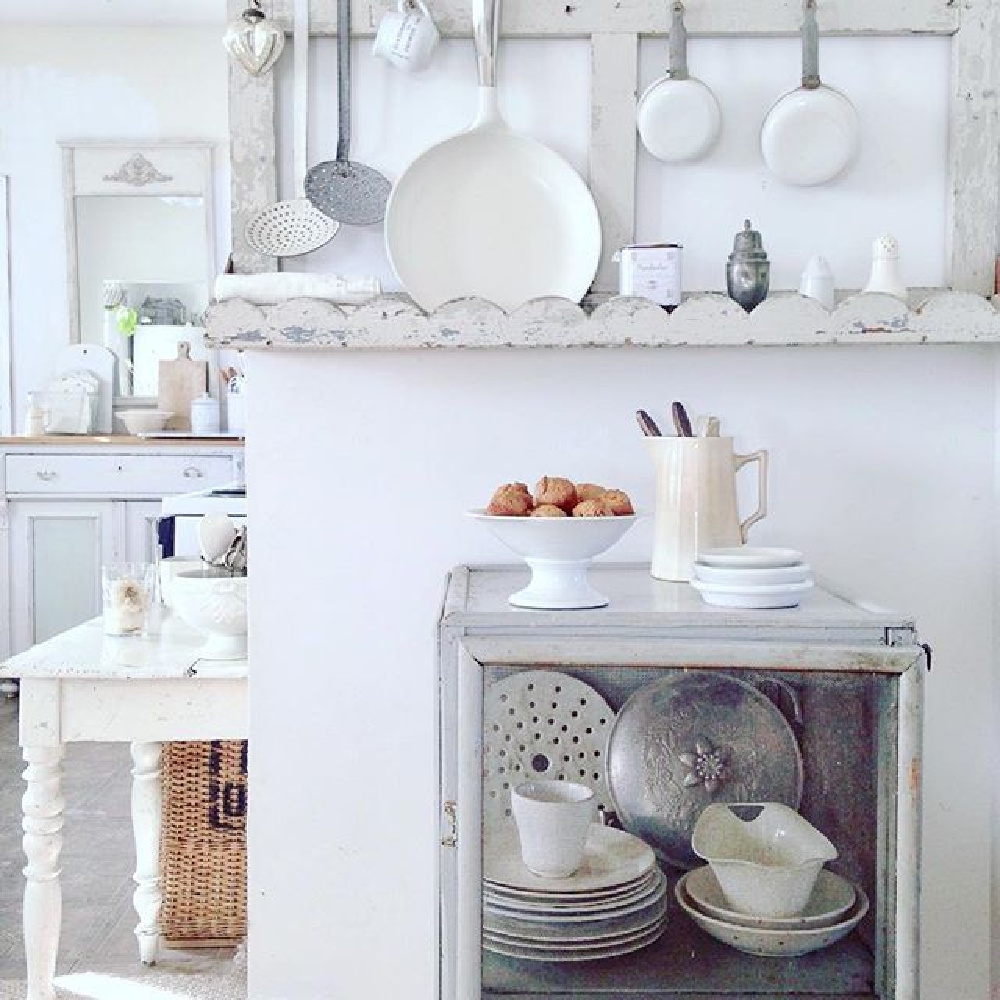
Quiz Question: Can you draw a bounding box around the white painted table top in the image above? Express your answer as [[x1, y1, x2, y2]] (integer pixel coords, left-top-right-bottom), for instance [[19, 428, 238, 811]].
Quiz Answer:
[[0, 615, 248, 681], [445, 563, 914, 632]]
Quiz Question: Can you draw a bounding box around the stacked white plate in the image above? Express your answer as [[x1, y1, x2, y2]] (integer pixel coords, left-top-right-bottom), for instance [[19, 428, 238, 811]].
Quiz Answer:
[[482, 822, 668, 961], [675, 865, 869, 957], [691, 547, 814, 609]]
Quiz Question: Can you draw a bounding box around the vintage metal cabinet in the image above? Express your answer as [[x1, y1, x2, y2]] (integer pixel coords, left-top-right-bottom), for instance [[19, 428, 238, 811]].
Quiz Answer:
[[437, 564, 925, 1000]]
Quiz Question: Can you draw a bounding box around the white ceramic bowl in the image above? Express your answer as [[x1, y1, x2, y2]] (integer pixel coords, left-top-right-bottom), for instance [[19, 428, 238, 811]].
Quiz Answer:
[[675, 872, 868, 957], [691, 803, 837, 918], [692, 562, 811, 587], [466, 510, 637, 609], [684, 865, 856, 930], [171, 568, 248, 660], [118, 409, 173, 434], [690, 578, 813, 610]]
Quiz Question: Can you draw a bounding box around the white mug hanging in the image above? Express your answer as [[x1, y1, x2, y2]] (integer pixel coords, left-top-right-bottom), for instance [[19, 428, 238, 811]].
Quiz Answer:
[[223, 0, 286, 77], [373, 0, 440, 72]]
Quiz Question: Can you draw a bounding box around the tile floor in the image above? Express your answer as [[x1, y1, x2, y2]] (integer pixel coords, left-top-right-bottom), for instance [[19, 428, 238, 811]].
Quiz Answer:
[[0, 694, 236, 980]]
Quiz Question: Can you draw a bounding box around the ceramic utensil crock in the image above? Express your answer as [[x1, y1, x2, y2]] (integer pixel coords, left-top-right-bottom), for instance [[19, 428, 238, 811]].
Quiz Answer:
[[646, 435, 768, 581]]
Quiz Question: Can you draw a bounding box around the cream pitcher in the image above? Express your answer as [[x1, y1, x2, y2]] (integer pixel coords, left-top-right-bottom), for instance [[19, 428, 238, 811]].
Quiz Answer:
[[647, 436, 768, 581]]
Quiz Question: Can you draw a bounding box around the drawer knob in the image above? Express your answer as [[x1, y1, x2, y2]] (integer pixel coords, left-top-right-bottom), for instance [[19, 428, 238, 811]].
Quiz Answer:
[[35, 470, 57, 482], [182, 466, 204, 479]]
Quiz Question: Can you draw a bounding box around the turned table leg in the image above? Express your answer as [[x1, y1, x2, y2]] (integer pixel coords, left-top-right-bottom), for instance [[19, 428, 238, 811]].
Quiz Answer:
[[22, 744, 64, 1000], [131, 741, 163, 964]]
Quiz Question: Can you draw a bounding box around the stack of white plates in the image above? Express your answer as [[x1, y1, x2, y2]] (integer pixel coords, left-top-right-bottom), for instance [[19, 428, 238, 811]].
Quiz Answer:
[[482, 823, 667, 961], [690, 547, 813, 609], [675, 865, 869, 957]]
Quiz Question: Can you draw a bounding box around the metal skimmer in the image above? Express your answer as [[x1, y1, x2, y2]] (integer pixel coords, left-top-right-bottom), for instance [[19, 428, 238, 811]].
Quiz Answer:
[[304, 0, 391, 226]]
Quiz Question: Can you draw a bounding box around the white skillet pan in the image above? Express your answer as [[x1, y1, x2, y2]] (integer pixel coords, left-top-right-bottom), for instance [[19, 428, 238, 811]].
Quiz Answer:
[[384, 0, 601, 314], [760, 0, 859, 186], [637, 1, 721, 163]]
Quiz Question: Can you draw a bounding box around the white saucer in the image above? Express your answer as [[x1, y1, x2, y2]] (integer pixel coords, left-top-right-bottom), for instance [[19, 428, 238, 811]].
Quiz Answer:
[[684, 865, 856, 930], [485, 868, 659, 913], [483, 919, 666, 962], [697, 546, 804, 569], [693, 562, 812, 587], [691, 577, 814, 609], [485, 871, 665, 922], [484, 822, 656, 894]]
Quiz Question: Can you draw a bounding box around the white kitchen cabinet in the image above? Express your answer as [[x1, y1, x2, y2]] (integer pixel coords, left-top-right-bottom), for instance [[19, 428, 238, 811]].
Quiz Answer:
[[8, 499, 116, 654], [0, 439, 243, 665]]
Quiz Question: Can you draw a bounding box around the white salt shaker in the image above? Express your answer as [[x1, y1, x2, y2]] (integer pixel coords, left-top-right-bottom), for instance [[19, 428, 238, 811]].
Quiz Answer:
[[863, 234, 908, 301], [190, 393, 221, 436], [798, 255, 835, 310]]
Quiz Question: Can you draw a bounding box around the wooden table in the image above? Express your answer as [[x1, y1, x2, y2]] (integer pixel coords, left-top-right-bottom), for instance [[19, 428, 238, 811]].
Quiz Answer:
[[0, 616, 248, 1000]]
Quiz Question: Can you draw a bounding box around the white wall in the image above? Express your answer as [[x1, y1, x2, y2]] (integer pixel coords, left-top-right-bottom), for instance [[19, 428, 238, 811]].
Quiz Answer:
[[247, 346, 994, 1000], [0, 26, 228, 425]]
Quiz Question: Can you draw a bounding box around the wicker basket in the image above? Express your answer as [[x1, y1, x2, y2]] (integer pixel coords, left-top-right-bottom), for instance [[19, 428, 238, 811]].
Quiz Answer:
[[160, 740, 248, 945]]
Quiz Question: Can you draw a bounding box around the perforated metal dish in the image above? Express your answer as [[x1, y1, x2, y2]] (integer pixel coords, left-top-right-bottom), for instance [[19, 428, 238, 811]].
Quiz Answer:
[[483, 670, 615, 829]]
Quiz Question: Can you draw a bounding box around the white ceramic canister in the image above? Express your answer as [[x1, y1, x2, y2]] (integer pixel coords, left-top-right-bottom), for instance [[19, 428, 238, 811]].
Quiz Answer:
[[190, 393, 221, 436], [617, 243, 683, 309]]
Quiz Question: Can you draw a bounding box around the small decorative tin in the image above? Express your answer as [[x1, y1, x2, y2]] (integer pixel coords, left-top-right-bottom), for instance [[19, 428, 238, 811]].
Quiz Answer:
[[617, 243, 683, 310]]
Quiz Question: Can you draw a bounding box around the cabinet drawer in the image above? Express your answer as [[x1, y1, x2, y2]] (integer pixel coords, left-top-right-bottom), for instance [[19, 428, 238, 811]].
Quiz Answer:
[[5, 453, 236, 496]]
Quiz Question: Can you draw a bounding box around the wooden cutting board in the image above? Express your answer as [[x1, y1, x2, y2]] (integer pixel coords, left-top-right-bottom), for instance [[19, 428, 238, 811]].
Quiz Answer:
[[158, 342, 208, 431]]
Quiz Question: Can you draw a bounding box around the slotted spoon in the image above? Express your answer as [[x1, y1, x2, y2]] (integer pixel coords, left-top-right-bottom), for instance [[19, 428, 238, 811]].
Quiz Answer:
[[245, 0, 340, 256]]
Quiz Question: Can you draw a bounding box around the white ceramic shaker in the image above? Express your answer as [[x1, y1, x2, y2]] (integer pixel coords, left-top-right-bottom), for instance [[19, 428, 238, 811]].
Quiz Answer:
[[798, 255, 835, 310], [863, 234, 907, 301]]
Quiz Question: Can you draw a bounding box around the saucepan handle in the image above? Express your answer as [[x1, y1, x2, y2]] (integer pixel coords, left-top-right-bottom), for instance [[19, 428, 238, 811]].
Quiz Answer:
[[474, 0, 500, 88], [733, 448, 768, 543]]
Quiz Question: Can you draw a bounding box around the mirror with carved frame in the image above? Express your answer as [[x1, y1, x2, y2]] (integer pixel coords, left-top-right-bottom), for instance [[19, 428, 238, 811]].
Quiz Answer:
[[63, 140, 217, 403]]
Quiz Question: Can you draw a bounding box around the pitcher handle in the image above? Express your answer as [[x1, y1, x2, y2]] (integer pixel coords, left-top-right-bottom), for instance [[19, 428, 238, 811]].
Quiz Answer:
[[733, 449, 768, 543]]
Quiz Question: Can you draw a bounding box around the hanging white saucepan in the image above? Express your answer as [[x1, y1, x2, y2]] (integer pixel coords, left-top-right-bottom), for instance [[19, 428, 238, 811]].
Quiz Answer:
[[637, 1, 721, 163], [760, 0, 859, 186], [384, 0, 601, 313]]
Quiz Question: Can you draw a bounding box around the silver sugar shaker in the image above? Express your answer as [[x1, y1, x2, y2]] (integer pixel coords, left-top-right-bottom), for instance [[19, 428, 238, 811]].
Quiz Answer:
[[726, 219, 770, 312]]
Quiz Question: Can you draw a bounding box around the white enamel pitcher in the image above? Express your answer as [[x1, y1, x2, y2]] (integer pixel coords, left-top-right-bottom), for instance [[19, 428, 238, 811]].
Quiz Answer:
[[646, 436, 768, 581]]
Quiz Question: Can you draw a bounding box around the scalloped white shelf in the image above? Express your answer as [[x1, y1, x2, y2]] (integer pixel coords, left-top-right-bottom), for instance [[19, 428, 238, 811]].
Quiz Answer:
[[203, 290, 1000, 351]]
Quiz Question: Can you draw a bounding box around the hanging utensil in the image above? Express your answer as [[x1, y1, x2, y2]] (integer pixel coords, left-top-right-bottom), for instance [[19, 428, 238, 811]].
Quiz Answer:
[[637, 1, 721, 163], [384, 0, 601, 313], [304, 0, 392, 226], [760, 0, 859, 186], [245, 0, 340, 257], [223, 0, 286, 77]]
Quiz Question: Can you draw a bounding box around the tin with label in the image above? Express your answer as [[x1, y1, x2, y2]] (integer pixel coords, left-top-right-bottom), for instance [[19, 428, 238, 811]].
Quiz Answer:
[[616, 243, 683, 310]]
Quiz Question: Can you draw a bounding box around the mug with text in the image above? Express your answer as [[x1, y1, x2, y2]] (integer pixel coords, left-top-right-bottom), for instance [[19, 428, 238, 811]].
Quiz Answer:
[[373, 0, 440, 72]]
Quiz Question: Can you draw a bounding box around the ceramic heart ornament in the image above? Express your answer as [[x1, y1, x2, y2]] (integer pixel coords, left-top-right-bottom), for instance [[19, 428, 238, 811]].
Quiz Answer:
[[224, 2, 286, 77]]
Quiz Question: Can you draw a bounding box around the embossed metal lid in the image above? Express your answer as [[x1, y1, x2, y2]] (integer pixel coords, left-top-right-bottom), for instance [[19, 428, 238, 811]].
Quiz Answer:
[[606, 672, 803, 869], [729, 219, 768, 262]]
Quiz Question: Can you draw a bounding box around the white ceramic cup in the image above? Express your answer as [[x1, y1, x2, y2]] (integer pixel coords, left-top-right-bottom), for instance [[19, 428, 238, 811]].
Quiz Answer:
[[372, 0, 439, 72], [511, 780, 596, 878]]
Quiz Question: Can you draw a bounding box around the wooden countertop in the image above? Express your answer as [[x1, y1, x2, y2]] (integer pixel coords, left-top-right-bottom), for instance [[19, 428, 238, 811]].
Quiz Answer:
[[0, 435, 243, 446]]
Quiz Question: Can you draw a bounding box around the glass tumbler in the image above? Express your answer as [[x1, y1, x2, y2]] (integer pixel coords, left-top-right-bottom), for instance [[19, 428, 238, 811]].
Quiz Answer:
[[102, 563, 156, 636]]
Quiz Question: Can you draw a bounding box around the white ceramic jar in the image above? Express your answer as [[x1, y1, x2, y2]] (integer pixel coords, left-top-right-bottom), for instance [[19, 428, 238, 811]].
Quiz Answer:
[[190, 393, 221, 436]]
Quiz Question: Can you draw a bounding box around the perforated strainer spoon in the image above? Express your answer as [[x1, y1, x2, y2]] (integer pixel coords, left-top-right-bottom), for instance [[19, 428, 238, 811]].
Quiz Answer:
[[304, 0, 391, 225], [244, 0, 340, 256]]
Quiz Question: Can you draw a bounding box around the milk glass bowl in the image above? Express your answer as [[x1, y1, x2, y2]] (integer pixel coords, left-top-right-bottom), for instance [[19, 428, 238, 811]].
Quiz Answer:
[[466, 511, 637, 609], [691, 802, 837, 918], [171, 567, 248, 659]]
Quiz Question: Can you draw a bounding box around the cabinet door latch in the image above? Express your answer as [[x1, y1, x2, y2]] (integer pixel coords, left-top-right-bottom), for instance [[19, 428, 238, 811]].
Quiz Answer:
[[441, 800, 457, 848]]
